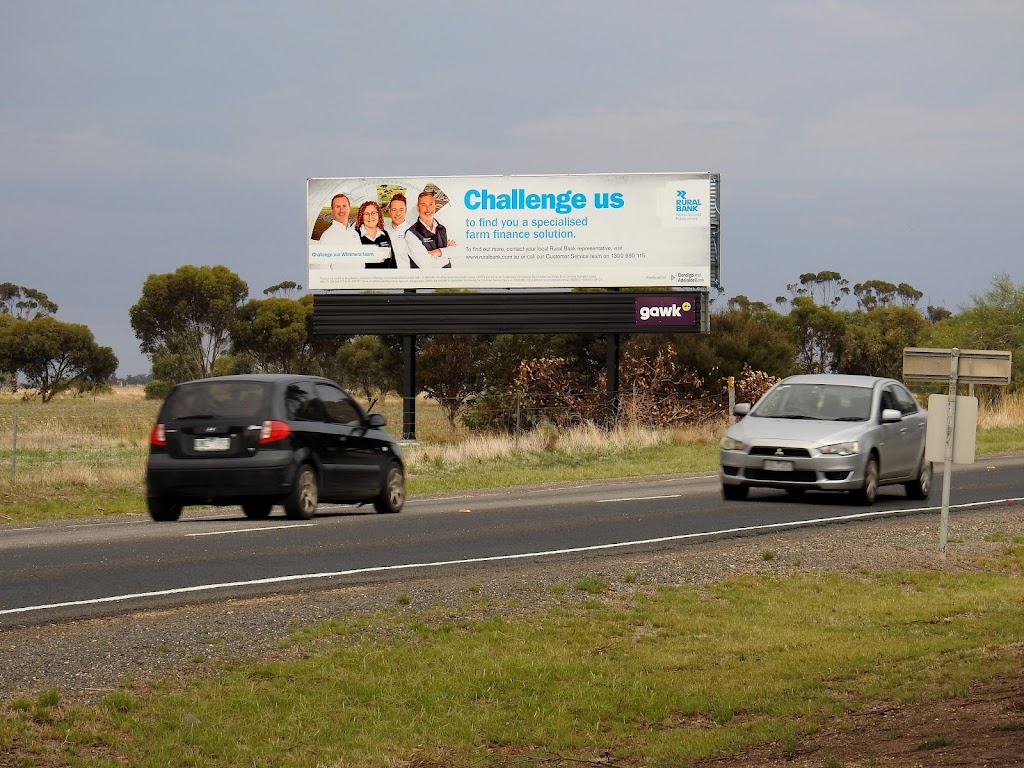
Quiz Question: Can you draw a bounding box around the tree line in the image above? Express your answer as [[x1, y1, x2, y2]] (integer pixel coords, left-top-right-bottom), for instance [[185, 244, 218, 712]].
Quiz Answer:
[[2, 269, 1021, 418]]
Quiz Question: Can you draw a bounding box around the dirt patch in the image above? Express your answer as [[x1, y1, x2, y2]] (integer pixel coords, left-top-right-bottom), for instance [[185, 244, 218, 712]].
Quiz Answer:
[[692, 675, 1024, 767]]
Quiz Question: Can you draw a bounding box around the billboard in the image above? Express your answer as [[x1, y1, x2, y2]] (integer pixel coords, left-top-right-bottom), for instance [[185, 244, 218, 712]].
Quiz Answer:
[[307, 173, 718, 291]]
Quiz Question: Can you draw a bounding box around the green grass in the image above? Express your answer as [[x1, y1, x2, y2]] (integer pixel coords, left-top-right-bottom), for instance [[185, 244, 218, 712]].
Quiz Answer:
[[977, 424, 1024, 454], [3, 568, 1023, 767]]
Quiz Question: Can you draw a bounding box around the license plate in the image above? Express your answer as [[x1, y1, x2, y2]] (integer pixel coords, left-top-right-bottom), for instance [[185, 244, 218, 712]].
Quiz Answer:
[[763, 459, 793, 472], [194, 436, 231, 452]]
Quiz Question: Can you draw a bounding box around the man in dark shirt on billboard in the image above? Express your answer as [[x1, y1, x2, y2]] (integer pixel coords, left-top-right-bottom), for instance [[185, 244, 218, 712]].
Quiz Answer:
[[404, 190, 457, 269]]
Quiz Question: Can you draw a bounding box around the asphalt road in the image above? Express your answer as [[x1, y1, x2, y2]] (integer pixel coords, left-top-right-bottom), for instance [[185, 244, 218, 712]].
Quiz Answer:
[[2, 456, 1022, 626]]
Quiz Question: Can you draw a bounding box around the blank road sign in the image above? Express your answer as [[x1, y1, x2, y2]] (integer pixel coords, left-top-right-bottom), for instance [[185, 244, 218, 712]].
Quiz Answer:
[[925, 394, 978, 465], [903, 348, 1011, 384]]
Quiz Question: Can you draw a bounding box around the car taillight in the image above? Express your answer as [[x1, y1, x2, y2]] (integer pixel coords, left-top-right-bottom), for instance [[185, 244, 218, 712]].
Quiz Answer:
[[150, 423, 166, 446], [259, 420, 291, 443]]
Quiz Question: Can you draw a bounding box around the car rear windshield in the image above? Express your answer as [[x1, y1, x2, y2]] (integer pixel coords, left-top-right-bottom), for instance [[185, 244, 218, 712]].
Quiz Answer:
[[161, 381, 271, 422], [752, 383, 872, 422]]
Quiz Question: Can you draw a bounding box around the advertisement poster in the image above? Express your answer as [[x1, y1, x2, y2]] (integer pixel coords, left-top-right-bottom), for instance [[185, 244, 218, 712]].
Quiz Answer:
[[307, 173, 715, 291]]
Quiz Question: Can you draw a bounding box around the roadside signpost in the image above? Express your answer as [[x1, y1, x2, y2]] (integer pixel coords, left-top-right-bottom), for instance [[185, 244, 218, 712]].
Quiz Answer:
[[902, 347, 1012, 553]]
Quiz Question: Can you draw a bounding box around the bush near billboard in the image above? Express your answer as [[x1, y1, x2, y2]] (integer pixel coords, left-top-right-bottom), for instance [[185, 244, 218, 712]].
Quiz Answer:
[[307, 172, 719, 291]]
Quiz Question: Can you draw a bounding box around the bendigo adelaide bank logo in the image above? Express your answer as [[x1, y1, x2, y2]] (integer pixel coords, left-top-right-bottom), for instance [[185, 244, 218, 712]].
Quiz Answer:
[[635, 296, 698, 327]]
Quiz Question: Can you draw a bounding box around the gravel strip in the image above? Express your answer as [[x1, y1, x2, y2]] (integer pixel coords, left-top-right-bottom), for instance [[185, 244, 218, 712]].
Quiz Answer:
[[2, 503, 1022, 702]]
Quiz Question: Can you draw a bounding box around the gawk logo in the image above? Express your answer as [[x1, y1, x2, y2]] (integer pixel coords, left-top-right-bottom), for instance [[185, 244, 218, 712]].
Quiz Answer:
[[638, 304, 683, 321], [635, 296, 697, 327]]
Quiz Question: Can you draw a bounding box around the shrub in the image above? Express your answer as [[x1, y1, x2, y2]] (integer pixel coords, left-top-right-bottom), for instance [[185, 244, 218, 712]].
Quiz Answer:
[[144, 380, 173, 400]]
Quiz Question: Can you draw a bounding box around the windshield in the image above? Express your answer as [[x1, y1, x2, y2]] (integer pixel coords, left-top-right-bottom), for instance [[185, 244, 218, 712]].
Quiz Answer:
[[161, 381, 270, 422], [751, 383, 872, 422]]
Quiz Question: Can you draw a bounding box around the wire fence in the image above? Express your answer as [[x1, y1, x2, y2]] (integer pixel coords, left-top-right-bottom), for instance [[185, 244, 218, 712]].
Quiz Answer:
[[0, 397, 156, 485]]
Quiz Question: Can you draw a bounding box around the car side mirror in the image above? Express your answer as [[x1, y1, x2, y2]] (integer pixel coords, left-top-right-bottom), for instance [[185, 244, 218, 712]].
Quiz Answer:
[[880, 408, 902, 423], [734, 403, 751, 417], [368, 413, 387, 428]]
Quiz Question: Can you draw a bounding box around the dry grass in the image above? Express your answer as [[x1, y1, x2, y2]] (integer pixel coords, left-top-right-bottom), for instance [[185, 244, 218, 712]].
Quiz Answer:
[[979, 390, 1024, 428], [402, 418, 724, 471]]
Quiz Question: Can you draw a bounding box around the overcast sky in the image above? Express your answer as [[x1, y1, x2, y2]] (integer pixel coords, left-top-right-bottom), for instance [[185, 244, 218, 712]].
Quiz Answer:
[[2, 1, 1021, 375]]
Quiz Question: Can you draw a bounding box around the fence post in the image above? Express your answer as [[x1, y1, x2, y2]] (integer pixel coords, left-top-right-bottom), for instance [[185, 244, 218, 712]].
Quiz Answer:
[[727, 376, 736, 424], [10, 405, 17, 482], [515, 392, 521, 438]]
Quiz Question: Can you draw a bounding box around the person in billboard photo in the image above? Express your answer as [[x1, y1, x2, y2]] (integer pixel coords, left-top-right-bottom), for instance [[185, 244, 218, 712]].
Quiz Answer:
[[405, 190, 456, 269], [356, 200, 396, 269], [384, 193, 414, 269], [316, 193, 361, 245]]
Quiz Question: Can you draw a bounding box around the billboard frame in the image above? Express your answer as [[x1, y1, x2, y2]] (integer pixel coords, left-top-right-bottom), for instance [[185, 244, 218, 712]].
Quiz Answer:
[[307, 172, 720, 291]]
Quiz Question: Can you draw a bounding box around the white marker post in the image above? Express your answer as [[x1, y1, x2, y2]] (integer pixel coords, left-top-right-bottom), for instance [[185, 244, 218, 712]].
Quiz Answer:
[[939, 350, 959, 553]]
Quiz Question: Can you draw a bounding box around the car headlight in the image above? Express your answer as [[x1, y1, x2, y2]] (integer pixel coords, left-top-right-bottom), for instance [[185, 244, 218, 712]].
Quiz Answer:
[[720, 435, 746, 451], [818, 441, 860, 456]]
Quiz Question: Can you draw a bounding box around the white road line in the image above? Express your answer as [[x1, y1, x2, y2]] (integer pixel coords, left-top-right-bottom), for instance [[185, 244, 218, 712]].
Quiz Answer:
[[597, 494, 682, 503], [69, 520, 149, 528], [2, 497, 1019, 618], [186, 524, 316, 537]]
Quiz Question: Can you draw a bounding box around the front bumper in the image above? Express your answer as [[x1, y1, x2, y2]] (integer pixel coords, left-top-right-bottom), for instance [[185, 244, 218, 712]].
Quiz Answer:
[[719, 450, 866, 491]]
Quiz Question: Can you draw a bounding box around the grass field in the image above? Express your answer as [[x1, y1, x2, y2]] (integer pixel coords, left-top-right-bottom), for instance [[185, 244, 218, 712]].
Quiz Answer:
[[0, 386, 1021, 524], [3, 547, 1023, 766]]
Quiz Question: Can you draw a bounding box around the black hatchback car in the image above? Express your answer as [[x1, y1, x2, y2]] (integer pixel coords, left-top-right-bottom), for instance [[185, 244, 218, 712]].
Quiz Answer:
[[146, 374, 405, 521]]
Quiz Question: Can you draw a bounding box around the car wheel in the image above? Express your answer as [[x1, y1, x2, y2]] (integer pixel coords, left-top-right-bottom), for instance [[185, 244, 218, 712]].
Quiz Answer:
[[854, 457, 879, 506], [242, 499, 273, 519], [904, 456, 933, 500], [722, 484, 748, 501], [148, 497, 183, 522], [374, 461, 405, 514], [284, 465, 318, 520]]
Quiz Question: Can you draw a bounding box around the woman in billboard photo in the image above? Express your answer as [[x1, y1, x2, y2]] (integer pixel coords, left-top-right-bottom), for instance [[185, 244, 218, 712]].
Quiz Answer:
[[356, 200, 396, 269]]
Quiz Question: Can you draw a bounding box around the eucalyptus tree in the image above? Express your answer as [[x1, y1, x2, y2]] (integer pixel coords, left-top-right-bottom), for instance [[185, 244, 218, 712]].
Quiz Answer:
[[0, 316, 117, 401], [777, 270, 851, 309], [130, 265, 249, 382], [334, 335, 398, 409], [839, 306, 928, 379], [0, 283, 58, 319], [230, 294, 336, 375]]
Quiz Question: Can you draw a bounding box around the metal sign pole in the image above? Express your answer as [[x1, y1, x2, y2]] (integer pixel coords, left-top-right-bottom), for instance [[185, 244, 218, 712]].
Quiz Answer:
[[938, 348, 960, 555]]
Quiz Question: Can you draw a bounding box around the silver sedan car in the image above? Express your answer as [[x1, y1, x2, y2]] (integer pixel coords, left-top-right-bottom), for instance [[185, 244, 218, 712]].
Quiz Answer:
[[719, 374, 932, 505]]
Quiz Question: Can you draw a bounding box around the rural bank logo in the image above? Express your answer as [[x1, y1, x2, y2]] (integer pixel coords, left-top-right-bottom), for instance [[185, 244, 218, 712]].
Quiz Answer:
[[635, 296, 697, 327], [674, 189, 703, 221]]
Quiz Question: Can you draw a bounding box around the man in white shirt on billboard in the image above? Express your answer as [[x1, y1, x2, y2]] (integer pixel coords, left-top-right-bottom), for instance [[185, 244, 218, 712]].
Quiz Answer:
[[385, 193, 414, 269], [317, 193, 361, 245], [405, 190, 456, 269]]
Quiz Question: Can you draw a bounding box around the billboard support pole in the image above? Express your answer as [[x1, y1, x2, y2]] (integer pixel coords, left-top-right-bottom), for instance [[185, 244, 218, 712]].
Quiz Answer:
[[606, 287, 620, 424], [607, 333, 620, 424], [402, 334, 417, 441], [938, 348, 960, 556]]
